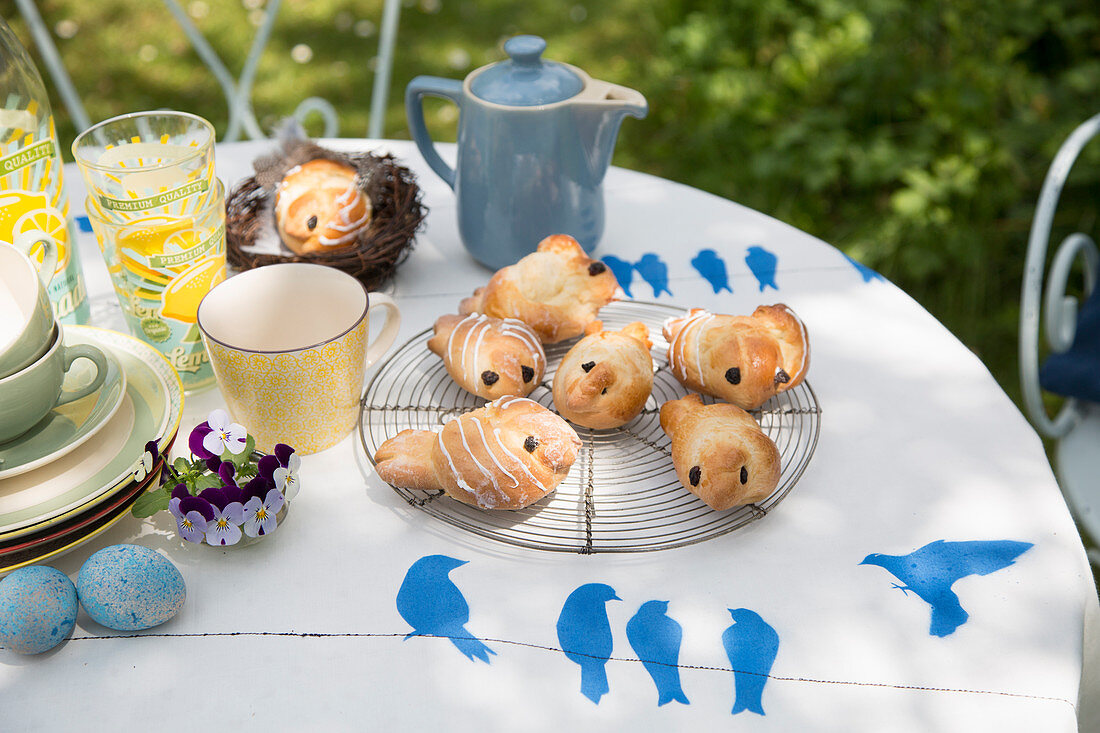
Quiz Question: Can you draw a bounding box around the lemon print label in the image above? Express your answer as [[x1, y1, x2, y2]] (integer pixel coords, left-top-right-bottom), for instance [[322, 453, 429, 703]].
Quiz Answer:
[[0, 113, 89, 324]]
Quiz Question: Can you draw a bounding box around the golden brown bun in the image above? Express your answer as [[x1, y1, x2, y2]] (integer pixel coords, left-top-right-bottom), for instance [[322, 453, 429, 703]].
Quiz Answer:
[[274, 159, 372, 255], [374, 396, 581, 510], [659, 394, 780, 510], [427, 313, 546, 399], [458, 234, 619, 343], [552, 321, 654, 429], [663, 304, 809, 410]]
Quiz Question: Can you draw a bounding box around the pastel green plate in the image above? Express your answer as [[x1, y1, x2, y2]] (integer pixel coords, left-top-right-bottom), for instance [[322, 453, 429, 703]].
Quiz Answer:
[[0, 326, 183, 539], [0, 342, 126, 479]]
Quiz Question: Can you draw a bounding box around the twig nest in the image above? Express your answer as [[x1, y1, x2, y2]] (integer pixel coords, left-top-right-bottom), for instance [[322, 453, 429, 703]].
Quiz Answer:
[[226, 136, 426, 290]]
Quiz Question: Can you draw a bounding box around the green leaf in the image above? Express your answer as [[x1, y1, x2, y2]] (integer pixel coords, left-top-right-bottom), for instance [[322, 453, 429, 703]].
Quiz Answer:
[[192, 474, 223, 491], [173, 456, 192, 474], [131, 488, 170, 518], [228, 435, 257, 470]]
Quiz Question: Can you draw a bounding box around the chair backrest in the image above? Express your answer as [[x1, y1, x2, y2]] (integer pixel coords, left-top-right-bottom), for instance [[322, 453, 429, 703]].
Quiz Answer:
[[13, 0, 402, 141], [1018, 112, 1100, 439]]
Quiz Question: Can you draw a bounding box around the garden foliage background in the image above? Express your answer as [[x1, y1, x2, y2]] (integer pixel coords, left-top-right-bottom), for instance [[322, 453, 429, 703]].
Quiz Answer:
[[5, 0, 1100, 413]]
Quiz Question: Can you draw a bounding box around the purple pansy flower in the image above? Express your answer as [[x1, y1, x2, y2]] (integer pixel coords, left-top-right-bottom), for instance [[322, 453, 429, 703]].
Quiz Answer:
[[205, 502, 245, 546], [259, 444, 300, 501], [189, 421, 216, 460], [203, 409, 247, 456], [133, 440, 159, 482], [169, 484, 215, 544], [198, 484, 245, 510], [243, 488, 285, 537], [241, 476, 272, 503]]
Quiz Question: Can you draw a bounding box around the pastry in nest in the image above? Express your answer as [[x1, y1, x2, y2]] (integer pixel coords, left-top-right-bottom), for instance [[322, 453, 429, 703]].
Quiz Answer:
[[458, 234, 620, 344], [374, 396, 581, 510], [659, 394, 781, 510], [663, 304, 809, 410], [274, 159, 372, 255], [428, 313, 546, 399], [552, 321, 654, 429]]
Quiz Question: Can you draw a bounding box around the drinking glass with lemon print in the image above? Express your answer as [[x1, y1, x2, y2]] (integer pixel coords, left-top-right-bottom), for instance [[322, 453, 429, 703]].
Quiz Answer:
[[72, 111, 216, 225], [85, 181, 227, 393]]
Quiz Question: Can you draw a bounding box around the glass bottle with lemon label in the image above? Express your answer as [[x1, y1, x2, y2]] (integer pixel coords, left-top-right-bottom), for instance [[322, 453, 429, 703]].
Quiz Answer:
[[0, 19, 89, 324]]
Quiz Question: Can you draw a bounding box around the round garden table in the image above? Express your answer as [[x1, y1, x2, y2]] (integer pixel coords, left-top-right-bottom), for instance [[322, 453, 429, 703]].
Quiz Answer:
[[2, 139, 1097, 731]]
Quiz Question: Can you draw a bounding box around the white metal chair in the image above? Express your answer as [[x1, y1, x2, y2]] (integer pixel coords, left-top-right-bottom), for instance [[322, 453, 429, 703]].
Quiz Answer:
[[14, 0, 401, 141], [1019, 112, 1100, 568]]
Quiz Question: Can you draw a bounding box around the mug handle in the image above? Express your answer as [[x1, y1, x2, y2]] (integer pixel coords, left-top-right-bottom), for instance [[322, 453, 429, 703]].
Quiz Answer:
[[364, 292, 402, 369], [55, 344, 108, 407], [405, 76, 464, 190], [13, 230, 58, 283]]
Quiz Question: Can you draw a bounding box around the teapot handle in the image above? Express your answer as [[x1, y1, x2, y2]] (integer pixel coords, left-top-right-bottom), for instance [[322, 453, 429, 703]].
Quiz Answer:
[[405, 76, 463, 190]]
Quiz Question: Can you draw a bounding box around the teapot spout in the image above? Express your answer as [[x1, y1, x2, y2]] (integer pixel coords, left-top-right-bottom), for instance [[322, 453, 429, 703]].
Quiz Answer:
[[573, 80, 647, 186]]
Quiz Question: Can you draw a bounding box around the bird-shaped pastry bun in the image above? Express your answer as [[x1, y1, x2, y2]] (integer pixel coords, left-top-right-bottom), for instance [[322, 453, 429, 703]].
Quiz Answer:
[[552, 321, 654, 429], [459, 234, 620, 343], [274, 159, 372, 255], [659, 394, 781, 510], [663, 304, 809, 410], [428, 313, 546, 399], [374, 396, 581, 510]]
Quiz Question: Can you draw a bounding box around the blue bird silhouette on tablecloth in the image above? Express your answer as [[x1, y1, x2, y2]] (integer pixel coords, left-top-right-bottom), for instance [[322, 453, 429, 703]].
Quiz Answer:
[[722, 608, 778, 716], [690, 249, 732, 294], [745, 246, 779, 292], [860, 540, 1034, 637], [602, 255, 636, 298], [842, 251, 885, 283], [636, 253, 673, 297], [557, 583, 620, 704], [396, 554, 495, 663], [626, 600, 690, 706]]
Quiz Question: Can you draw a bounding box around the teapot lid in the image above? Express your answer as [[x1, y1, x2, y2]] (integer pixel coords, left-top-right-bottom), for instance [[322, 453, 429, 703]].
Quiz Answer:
[[470, 35, 584, 106]]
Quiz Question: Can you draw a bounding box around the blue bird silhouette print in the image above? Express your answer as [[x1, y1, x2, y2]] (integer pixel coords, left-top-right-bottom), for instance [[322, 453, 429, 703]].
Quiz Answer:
[[860, 539, 1034, 637], [635, 253, 673, 297], [396, 555, 495, 663], [557, 583, 620, 704], [690, 249, 732, 294], [842, 252, 885, 283], [626, 600, 690, 706], [745, 246, 779, 292], [722, 608, 778, 716], [601, 255, 636, 298]]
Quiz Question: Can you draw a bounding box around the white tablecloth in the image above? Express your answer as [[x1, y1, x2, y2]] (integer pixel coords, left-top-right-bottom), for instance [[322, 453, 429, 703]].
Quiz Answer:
[[1, 140, 1096, 732]]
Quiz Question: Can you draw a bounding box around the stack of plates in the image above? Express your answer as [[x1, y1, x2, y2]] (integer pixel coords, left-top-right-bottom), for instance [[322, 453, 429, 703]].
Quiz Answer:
[[0, 326, 183, 574]]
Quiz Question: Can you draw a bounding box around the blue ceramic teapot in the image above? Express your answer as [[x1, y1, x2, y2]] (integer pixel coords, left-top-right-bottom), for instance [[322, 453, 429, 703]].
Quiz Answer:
[[406, 35, 647, 269]]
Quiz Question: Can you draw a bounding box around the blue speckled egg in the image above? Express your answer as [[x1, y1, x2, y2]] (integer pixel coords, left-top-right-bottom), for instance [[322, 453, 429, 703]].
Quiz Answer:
[[77, 545, 185, 631], [0, 566, 78, 655]]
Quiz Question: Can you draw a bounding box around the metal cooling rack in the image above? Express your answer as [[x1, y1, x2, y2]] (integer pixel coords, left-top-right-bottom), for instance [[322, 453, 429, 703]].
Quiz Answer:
[[358, 301, 821, 554]]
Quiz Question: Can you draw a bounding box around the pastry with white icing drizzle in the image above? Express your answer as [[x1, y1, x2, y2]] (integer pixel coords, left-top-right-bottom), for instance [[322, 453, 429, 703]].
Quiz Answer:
[[428, 313, 546, 399], [274, 159, 372, 255], [458, 234, 620, 343], [659, 394, 781, 510], [552, 320, 654, 429], [374, 396, 581, 510], [663, 304, 809, 410]]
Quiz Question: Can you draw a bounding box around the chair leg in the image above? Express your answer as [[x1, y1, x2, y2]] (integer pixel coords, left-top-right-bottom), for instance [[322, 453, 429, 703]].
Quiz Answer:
[[369, 0, 403, 139], [13, 0, 91, 132]]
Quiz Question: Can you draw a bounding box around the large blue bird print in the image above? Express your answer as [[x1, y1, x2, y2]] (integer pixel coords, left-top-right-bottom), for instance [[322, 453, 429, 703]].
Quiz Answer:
[[626, 600, 690, 706], [557, 583, 620, 704], [860, 539, 1033, 637], [721, 608, 779, 716], [396, 555, 496, 663]]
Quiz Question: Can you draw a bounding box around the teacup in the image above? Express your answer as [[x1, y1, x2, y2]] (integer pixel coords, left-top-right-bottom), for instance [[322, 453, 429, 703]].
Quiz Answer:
[[197, 264, 401, 454], [0, 241, 58, 379], [0, 325, 109, 444]]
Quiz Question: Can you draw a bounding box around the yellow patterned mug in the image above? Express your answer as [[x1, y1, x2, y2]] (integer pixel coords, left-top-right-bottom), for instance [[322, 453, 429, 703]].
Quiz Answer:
[[196, 264, 400, 454]]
